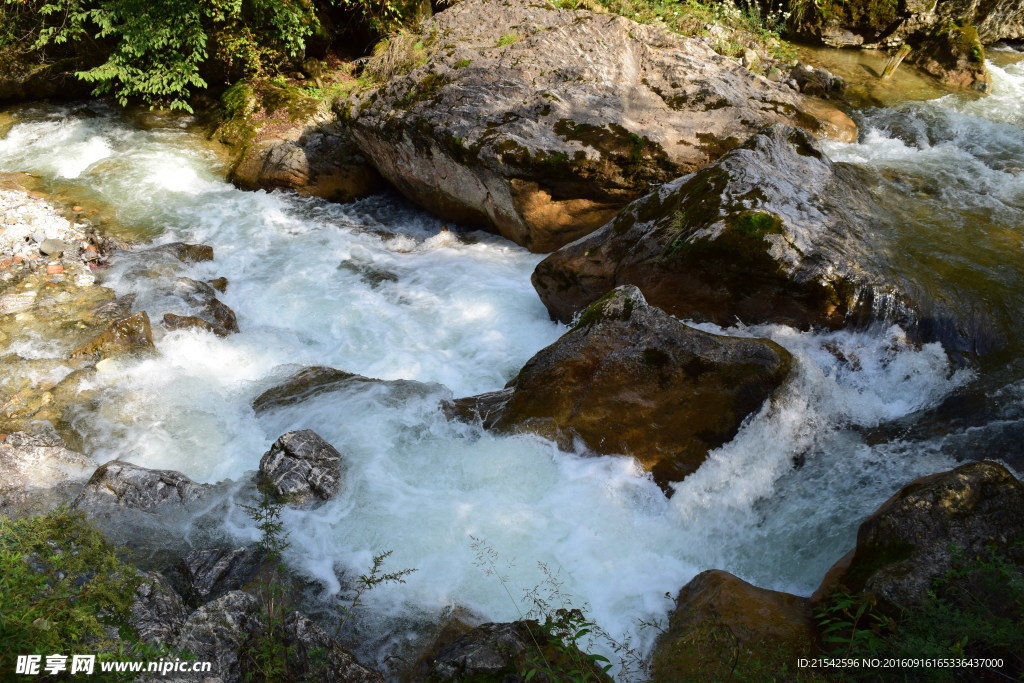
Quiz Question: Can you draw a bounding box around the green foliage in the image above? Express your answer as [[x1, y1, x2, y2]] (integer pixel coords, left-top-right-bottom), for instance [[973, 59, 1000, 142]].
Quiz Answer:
[[337, 0, 428, 35], [10, 0, 322, 112], [496, 32, 520, 47], [0, 509, 143, 678]]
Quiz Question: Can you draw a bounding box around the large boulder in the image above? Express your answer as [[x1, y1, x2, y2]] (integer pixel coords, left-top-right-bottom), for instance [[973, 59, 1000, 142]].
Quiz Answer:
[[448, 286, 792, 486], [178, 547, 265, 606], [345, 0, 856, 252], [130, 571, 189, 644], [257, 430, 343, 505], [73, 460, 211, 513], [0, 432, 95, 516], [651, 570, 816, 681], [533, 125, 1002, 357], [171, 590, 264, 683], [813, 461, 1024, 611]]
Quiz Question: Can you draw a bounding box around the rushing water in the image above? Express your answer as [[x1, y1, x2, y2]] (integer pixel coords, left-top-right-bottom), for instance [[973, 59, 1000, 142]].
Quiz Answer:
[[1, 58, 1023, 675]]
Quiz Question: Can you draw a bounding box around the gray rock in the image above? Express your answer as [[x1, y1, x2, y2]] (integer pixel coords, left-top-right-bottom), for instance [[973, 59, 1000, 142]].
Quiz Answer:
[[144, 242, 215, 263], [161, 277, 239, 336], [261, 612, 386, 683], [179, 548, 263, 606], [39, 238, 74, 256], [230, 122, 383, 203], [74, 460, 211, 513], [533, 125, 1004, 357], [346, 0, 855, 252], [252, 365, 439, 414], [257, 430, 343, 504], [448, 286, 792, 487], [0, 432, 95, 516], [130, 571, 189, 644], [814, 461, 1024, 610], [172, 591, 264, 683]]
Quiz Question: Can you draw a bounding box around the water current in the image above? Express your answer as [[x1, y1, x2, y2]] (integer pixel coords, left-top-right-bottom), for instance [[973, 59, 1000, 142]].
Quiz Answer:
[[1, 54, 1022, 674]]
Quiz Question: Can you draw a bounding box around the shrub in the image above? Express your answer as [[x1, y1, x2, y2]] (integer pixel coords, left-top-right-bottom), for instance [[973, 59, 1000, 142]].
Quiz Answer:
[[0, 508, 143, 677]]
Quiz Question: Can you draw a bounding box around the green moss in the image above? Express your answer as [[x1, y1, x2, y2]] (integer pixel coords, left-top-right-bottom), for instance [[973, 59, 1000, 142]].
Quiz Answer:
[[732, 210, 783, 237], [573, 289, 634, 329], [496, 32, 520, 47], [399, 72, 450, 107], [454, 58, 473, 68]]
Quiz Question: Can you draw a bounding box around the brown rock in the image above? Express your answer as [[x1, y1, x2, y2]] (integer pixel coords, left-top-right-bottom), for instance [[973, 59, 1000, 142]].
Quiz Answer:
[[347, 0, 855, 252], [448, 286, 792, 487], [651, 570, 816, 682], [71, 311, 155, 359], [813, 461, 1024, 611]]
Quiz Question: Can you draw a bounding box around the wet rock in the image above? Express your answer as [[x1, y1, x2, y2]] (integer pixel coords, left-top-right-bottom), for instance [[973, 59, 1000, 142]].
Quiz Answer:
[[178, 547, 264, 606], [789, 62, 846, 98], [74, 460, 211, 513], [71, 311, 155, 358], [427, 620, 608, 681], [251, 612, 386, 683], [208, 277, 229, 293], [0, 58, 94, 104], [789, 0, 1016, 92], [252, 365, 439, 413], [532, 125, 1002, 357], [651, 570, 816, 680], [448, 286, 792, 486], [814, 461, 1024, 611], [161, 277, 239, 336], [163, 313, 222, 336], [257, 430, 343, 504], [144, 242, 215, 263], [346, 0, 855, 252], [0, 431, 95, 516], [231, 122, 383, 203], [911, 22, 991, 93], [130, 571, 189, 644], [172, 590, 264, 683]]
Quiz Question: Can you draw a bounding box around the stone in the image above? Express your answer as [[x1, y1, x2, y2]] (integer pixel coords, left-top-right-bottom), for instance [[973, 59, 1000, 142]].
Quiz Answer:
[[74, 460, 211, 513], [252, 366, 439, 414], [813, 461, 1024, 611], [130, 571, 189, 644], [39, 238, 74, 256], [532, 125, 1004, 358], [0, 431, 95, 516], [172, 591, 264, 683], [651, 570, 816, 681], [71, 311, 156, 358], [448, 286, 792, 487], [255, 612, 386, 683], [346, 0, 856, 252], [230, 123, 384, 203], [163, 313, 222, 336], [257, 430, 343, 504], [145, 242, 215, 263], [427, 620, 608, 681], [178, 548, 264, 606], [161, 277, 239, 336]]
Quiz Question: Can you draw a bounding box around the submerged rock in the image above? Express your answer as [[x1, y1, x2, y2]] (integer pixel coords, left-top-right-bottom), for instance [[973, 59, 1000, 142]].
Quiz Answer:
[[159, 277, 239, 336], [71, 311, 155, 359], [74, 460, 211, 513], [651, 570, 815, 681], [813, 460, 1024, 611], [346, 0, 855, 252], [252, 365, 439, 413], [257, 430, 343, 504], [143, 242, 215, 264], [533, 125, 1003, 357], [448, 286, 792, 486]]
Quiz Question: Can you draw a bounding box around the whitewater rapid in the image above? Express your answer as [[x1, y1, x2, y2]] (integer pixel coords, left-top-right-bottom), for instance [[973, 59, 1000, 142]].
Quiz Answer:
[[1, 58, 1021, 673]]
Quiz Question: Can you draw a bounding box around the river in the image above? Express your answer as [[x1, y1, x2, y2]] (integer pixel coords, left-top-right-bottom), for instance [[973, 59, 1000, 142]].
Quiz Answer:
[[1, 52, 1022, 674]]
